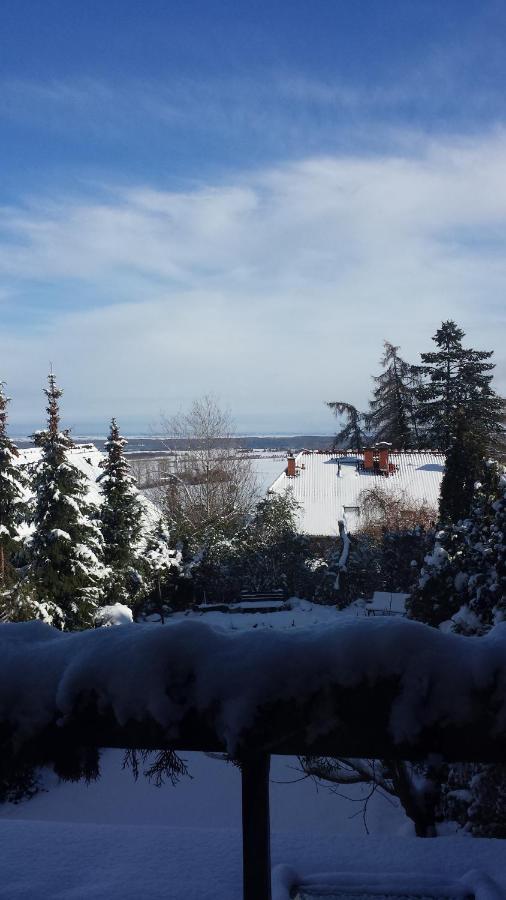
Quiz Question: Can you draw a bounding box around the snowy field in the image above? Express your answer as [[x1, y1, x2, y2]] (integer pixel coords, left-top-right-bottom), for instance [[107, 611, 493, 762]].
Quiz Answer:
[[134, 449, 288, 500]]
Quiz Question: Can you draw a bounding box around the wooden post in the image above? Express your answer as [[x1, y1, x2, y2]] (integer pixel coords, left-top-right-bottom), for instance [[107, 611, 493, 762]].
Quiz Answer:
[[241, 753, 271, 900]]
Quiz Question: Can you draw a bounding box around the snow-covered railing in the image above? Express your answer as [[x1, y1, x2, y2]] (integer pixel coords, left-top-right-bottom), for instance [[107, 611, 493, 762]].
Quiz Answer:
[[2, 618, 506, 900]]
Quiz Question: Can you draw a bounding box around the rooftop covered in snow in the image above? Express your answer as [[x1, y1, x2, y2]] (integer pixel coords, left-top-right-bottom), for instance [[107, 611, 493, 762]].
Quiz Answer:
[[269, 450, 445, 536], [13, 441, 159, 527]]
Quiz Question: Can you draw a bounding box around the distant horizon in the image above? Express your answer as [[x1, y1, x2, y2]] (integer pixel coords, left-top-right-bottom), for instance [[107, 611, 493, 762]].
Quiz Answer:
[[9, 428, 336, 441]]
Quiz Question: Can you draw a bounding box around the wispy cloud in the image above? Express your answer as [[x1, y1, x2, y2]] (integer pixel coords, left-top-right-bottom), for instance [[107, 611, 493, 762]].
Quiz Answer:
[[2, 62, 506, 157], [2, 130, 506, 430]]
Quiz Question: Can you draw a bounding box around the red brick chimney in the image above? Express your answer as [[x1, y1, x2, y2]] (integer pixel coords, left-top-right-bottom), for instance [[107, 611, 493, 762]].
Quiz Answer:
[[378, 447, 389, 473], [287, 455, 296, 477], [363, 448, 374, 470]]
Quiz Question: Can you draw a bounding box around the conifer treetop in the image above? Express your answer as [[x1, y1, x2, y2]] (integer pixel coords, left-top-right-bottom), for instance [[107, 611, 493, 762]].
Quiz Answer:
[[367, 341, 417, 449], [32, 372, 73, 452], [45, 372, 62, 438], [0, 382, 19, 460], [418, 319, 504, 453]]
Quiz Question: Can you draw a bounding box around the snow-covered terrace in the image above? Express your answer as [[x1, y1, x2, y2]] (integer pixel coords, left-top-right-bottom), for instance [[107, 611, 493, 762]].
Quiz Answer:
[[269, 451, 445, 535]]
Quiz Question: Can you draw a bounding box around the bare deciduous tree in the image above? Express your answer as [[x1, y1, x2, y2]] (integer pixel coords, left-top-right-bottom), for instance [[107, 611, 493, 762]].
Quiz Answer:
[[358, 485, 436, 539], [158, 395, 257, 544], [299, 756, 441, 837]]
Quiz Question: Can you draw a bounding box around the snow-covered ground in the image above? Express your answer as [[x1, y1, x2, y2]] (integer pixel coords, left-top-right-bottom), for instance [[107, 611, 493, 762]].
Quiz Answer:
[[178, 596, 365, 629], [1, 808, 504, 899], [2, 750, 504, 897]]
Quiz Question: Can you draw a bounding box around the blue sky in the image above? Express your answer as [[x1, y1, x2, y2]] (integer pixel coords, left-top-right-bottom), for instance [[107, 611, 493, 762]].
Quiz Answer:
[[2, 1, 506, 433]]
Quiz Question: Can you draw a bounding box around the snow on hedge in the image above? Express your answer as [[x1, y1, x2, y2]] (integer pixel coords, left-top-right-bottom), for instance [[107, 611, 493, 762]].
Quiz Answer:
[[2, 617, 506, 756]]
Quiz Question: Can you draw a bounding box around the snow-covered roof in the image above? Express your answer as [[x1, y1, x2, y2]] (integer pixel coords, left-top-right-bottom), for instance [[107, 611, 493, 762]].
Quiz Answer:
[[14, 442, 160, 528], [269, 451, 445, 536], [15, 443, 104, 505]]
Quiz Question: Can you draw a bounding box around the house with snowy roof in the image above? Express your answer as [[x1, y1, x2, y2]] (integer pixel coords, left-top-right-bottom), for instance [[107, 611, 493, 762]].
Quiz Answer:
[[268, 445, 445, 537], [14, 442, 160, 531]]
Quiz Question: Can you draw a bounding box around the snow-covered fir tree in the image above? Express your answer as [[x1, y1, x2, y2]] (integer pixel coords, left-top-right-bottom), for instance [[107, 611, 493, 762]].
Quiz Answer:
[[98, 418, 144, 606], [28, 373, 104, 629], [0, 382, 26, 609], [367, 342, 419, 449]]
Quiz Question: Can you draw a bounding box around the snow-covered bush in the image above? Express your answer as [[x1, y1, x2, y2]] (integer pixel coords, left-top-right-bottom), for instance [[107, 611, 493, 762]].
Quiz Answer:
[[94, 603, 134, 627], [408, 460, 506, 836], [408, 461, 505, 630]]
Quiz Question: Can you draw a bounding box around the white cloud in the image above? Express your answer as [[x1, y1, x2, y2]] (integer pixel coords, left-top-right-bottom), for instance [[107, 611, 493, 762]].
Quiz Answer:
[[2, 130, 506, 431]]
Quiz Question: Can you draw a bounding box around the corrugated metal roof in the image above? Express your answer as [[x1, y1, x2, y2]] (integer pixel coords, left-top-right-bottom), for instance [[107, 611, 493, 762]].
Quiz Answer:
[[268, 451, 445, 536]]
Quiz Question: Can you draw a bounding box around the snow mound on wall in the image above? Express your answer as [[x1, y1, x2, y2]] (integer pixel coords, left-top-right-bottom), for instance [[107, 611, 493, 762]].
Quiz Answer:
[[2, 617, 506, 753]]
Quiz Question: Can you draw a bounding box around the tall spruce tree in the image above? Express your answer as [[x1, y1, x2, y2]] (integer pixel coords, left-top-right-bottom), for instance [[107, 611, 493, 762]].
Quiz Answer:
[[0, 383, 26, 604], [326, 402, 367, 451], [98, 418, 143, 606], [438, 409, 487, 524], [29, 373, 103, 629], [418, 321, 504, 521], [367, 342, 417, 449], [418, 320, 504, 452]]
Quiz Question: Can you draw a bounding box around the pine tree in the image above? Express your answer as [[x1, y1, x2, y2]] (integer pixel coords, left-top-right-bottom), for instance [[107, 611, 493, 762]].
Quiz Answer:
[[28, 373, 103, 629], [367, 342, 418, 449], [98, 418, 143, 606], [326, 402, 367, 451], [417, 321, 504, 522], [438, 410, 487, 523], [0, 383, 26, 606], [417, 320, 504, 452]]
